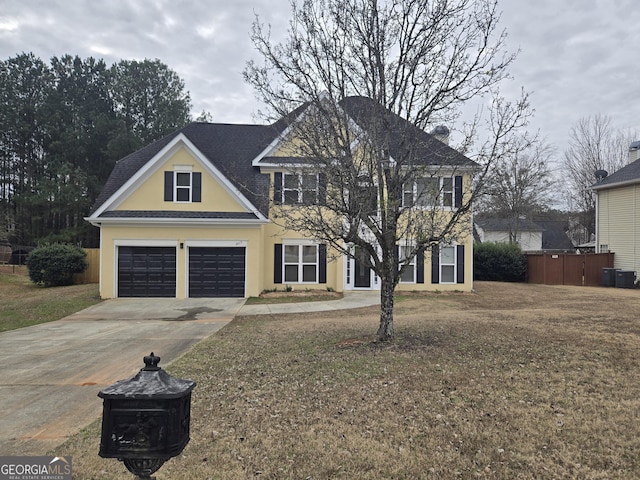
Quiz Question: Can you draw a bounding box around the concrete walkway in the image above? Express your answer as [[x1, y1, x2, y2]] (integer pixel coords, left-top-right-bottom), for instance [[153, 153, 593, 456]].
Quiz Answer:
[[0, 292, 379, 456], [237, 291, 380, 315]]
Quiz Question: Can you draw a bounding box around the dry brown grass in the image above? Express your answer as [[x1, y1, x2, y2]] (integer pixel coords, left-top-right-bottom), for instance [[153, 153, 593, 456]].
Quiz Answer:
[[0, 265, 100, 332], [61, 282, 640, 479]]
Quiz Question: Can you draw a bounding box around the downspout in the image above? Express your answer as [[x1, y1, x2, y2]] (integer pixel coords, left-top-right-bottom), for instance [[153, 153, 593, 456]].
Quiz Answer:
[[594, 190, 599, 253]]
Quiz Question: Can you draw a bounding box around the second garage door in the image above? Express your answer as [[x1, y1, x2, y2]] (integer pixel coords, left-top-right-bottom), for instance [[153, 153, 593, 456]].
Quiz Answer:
[[188, 247, 246, 297]]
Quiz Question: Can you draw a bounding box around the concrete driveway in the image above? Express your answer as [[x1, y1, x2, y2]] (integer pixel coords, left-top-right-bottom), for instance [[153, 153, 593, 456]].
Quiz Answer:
[[0, 297, 245, 456]]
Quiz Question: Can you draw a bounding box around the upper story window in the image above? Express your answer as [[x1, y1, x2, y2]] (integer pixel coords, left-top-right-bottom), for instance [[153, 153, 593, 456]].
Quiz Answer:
[[175, 171, 192, 202], [403, 175, 463, 209], [351, 177, 378, 216], [284, 173, 318, 204], [442, 177, 454, 207], [404, 177, 439, 207], [274, 172, 325, 205], [164, 166, 202, 203]]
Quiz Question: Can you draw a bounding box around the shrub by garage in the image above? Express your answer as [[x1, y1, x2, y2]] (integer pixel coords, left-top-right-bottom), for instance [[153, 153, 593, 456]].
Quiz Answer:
[[474, 241, 526, 282], [26, 244, 88, 287]]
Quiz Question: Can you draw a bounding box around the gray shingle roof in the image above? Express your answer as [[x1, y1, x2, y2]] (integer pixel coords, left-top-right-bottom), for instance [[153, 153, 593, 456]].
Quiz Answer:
[[340, 96, 476, 168], [592, 157, 640, 190], [90, 122, 281, 216], [91, 96, 477, 218], [475, 217, 544, 232], [535, 220, 574, 250], [98, 210, 260, 220]]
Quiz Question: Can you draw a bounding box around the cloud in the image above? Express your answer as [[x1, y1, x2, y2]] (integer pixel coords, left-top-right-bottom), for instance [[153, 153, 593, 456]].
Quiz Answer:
[[0, 0, 638, 155]]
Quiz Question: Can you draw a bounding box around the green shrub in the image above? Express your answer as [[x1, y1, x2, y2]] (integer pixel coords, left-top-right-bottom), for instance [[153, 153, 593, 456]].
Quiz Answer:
[[26, 244, 88, 287], [474, 242, 526, 282]]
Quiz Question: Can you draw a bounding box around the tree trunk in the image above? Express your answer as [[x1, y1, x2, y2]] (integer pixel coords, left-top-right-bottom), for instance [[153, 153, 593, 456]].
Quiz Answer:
[[377, 276, 395, 341]]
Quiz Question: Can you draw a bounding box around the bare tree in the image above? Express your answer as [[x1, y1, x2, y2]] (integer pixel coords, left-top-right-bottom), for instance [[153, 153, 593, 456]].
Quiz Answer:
[[563, 114, 638, 238], [245, 0, 531, 341], [480, 136, 556, 242]]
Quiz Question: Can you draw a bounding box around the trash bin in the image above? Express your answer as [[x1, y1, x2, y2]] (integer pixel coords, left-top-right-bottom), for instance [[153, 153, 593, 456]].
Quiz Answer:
[[601, 267, 618, 287]]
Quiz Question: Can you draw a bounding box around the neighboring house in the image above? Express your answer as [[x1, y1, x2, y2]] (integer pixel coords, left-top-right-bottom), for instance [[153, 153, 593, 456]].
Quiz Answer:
[[592, 143, 640, 276], [474, 217, 544, 252], [534, 220, 575, 251], [86, 96, 477, 299]]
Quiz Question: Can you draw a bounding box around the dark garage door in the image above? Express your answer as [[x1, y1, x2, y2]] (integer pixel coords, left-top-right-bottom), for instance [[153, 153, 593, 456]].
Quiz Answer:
[[118, 246, 176, 297], [189, 247, 246, 297]]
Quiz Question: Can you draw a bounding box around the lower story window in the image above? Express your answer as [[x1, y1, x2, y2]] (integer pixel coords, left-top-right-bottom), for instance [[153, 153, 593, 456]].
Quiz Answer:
[[399, 245, 416, 283], [440, 245, 456, 283], [284, 244, 318, 282]]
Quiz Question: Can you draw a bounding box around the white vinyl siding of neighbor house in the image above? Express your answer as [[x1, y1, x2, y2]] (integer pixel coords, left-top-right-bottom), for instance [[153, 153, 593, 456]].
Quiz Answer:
[[476, 228, 542, 252], [597, 185, 640, 273]]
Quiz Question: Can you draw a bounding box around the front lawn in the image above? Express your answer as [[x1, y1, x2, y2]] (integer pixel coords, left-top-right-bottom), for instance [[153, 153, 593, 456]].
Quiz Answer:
[[60, 282, 640, 479], [0, 266, 100, 332]]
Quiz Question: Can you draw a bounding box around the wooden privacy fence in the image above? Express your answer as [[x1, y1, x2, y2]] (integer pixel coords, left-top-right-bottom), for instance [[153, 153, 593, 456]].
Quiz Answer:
[[74, 248, 100, 284], [526, 253, 614, 286]]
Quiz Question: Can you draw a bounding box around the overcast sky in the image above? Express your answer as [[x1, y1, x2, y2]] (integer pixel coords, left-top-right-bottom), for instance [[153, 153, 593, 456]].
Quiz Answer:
[[1, 0, 639, 164]]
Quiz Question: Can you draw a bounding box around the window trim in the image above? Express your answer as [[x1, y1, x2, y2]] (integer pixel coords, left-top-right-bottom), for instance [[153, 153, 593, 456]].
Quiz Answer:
[[442, 177, 454, 208], [281, 172, 319, 205], [282, 240, 319, 284], [403, 175, 462, 209], [439, 245, 457, 284], [165, 165, 201, 204], [398, 244, 417, 283], [174, 170, 192, 203]]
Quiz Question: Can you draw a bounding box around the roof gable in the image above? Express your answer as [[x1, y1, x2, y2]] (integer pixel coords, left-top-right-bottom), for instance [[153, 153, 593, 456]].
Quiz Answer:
[[252, 95, 477, 169], [89, 131, 272, 220], [90, 96, 478, 220]]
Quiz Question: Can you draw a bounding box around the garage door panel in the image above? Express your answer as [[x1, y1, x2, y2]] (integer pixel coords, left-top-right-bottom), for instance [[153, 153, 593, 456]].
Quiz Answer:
[[189, 247, 245, 298], [118, 246, 176, 297]]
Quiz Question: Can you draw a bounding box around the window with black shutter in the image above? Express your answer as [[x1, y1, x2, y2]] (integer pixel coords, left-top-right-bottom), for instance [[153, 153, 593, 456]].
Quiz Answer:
[[163, 169, 202, 203]]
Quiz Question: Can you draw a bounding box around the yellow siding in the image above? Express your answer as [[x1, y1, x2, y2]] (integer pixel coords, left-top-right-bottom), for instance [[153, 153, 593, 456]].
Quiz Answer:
[[261, 222, 344, 293], [117, 147, 247, 213], [98, 132, 476, 297], [263, 171, 475, 293]]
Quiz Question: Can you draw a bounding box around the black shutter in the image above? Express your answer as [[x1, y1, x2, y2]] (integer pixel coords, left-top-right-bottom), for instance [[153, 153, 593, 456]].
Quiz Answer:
[[273, 172, 283, 205], [319, 244, 327, 283], [164, 171, 173, 201], [431, 244, 440, 284], [394, 245, 400, 283], [456, 245, 465, 284], [454, 176, 463, 209], [192, 172, 202, 202], [274, 244, 283, 284], [417, 249, 425, 284], [318, 173, 327, 205]]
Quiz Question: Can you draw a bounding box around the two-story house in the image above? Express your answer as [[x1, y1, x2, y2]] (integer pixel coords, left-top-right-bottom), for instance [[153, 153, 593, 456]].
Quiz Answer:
[[86, 96, 478, 298], [592, 141, 640, 277]]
